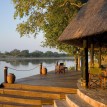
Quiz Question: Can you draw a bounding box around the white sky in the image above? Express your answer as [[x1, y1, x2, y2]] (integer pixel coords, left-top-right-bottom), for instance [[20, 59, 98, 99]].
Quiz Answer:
[[0, 0, 60, 53]]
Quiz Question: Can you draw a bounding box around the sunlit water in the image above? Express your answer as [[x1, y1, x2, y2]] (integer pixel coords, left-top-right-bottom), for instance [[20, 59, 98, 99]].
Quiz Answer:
[[0, 58, 75, 84]]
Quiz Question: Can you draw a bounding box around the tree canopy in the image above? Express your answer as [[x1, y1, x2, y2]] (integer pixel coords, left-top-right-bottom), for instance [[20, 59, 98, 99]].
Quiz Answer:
[[0, 49, 68, 58], [12, 0, 87, 55]]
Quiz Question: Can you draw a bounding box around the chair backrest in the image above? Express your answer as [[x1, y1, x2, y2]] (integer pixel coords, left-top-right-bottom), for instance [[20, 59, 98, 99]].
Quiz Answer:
[[60, 63, 64, 66], [55, 65, 60, 69], [103, 70, 107, 77]]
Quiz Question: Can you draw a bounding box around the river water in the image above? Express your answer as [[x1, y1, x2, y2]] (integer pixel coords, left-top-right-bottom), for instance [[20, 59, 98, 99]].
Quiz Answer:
[[0, 58, 75, 84]]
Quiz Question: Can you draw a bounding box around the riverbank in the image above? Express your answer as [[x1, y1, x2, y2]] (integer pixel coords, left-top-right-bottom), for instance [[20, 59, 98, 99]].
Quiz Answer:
[[0, 57, 74, 61]]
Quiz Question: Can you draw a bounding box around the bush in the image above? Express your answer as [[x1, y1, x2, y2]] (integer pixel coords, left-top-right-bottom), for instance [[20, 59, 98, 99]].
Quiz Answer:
[[69, 66, 75, 71]]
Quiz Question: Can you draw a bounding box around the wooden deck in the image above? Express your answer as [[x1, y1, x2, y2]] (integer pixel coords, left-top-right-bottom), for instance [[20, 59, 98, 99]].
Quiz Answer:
[[15, 70, 81, 88], [15, 70, 107, 105], [0, 70, 107, 106]]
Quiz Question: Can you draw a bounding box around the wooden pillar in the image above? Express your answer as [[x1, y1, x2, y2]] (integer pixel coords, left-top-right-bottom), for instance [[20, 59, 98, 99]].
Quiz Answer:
[[56, 61, 58, 66], [40, 63, 42, 75], [90, 43, 94, 68], [75, 56, 78, 71], [78, 56, 81, 71], [98, 46, 101, 68], [83, 39, 89, 88], [4, 66, 8, 83], [81, 50, 84, 78]]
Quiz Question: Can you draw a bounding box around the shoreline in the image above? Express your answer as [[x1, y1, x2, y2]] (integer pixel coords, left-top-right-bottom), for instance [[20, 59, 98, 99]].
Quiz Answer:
[[0, 57, 74, 61]]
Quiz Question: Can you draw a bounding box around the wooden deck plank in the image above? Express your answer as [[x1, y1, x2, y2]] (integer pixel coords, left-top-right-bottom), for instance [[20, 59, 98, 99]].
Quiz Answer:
[[15, 70, 81, 88]]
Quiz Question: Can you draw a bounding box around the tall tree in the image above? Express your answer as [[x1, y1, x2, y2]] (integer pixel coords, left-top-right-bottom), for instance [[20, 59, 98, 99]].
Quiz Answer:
[[12, 0, 87, 54]]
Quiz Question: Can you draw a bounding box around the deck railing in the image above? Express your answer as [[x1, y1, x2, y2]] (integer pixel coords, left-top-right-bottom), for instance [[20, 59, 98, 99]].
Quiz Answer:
[[3, 62, 56, 83]]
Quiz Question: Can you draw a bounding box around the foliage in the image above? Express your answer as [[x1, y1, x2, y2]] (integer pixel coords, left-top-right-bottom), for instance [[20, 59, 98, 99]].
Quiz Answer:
[[12, 0, 87, 54], [9, 49, 21, 56], [69, 66, 75, 71], [92, 48, 107, 62], [1, 49, 68, 58], [30, 50, 44, 57]]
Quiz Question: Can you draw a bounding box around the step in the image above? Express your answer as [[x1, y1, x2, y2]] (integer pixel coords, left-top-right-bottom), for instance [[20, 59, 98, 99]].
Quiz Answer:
[[42, 105, 53, 107], [54, 100, 70, 107], [0, 94, 41, 106], [2, 83, 77, 94], [0, 88, 62, 99], [77, 89, 107, 107], [0, 93, 54, 105], [66, 94, 92, 107], [0, 102, 41, 107]]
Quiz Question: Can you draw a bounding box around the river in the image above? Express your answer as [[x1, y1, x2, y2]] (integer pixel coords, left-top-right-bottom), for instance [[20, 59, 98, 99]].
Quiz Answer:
[[0, 58, 75, 84]]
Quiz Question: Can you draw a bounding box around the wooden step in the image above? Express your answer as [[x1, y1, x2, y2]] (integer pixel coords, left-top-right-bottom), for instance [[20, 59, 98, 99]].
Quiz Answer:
[[0, 102, 41, 107], [42, 105, 53, 107], [0, 94, 41, 106], [77, 89, 107, 107], [54, 100, 70, 107], [2, 83, 77, 94], [0, 88, 62, 99], [66, 94, 92, 107], [0, 93, 54, 105]]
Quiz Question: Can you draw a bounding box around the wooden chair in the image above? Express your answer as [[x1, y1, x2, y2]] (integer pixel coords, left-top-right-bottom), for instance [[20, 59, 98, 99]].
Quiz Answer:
[[55, 64, 65, 74], [88, 67, 102, 88], [101, 70, 107, 89]]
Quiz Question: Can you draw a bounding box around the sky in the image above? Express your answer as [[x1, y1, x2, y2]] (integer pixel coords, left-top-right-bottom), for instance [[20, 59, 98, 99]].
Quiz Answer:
[[0, 0, 59, 53]]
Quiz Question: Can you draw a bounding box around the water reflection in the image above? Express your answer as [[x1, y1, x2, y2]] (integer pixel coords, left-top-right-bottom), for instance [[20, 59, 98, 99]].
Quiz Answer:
[[3, 59, 74, 67]]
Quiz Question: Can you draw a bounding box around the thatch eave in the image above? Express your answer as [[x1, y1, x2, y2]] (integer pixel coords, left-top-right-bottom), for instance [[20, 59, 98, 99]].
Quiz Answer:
[[60, 32, 107, 48], [58, 0, 107, 47]]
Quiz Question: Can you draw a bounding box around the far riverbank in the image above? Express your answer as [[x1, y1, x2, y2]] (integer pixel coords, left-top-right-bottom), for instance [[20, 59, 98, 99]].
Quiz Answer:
[[0, 57, 74, 61]]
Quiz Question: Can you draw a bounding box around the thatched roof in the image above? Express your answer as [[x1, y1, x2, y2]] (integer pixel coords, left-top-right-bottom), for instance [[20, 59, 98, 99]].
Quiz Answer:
[[59, 0, 107, 47]]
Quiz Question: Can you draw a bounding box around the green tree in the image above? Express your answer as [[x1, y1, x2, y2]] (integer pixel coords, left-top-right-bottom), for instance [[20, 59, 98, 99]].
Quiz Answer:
[[30, 50, 44, 57], [20, 50, 29, 57], [44, 51, 53, 57], [12, 0, 87, 54], [10, 49, 21, 57]]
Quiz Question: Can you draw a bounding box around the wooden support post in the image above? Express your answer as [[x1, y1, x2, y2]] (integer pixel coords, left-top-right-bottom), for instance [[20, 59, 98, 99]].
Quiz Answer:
[[81, 51, 84, 78], [56, 61, 58, 66], [98, 46, 101, 68], [75, 56, 78, 71], [4, 66, 8, 83], [40, 63, 42, 75], [90, 43, 94, 68], [82, 49, 85, 80], [83, 39, 89, 88], [78, 56, 81, 71]]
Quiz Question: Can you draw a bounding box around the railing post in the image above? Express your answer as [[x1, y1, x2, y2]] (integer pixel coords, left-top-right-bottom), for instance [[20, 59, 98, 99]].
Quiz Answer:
[[40, 63, 42, 75], [4, 66, 8, 83], [56, 61, 58, 66]]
